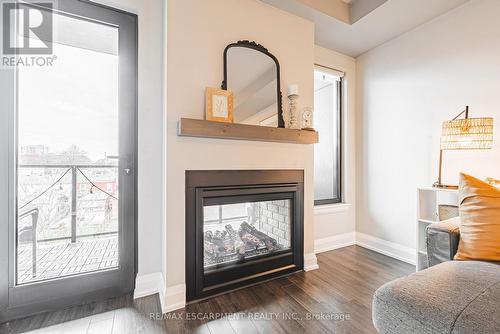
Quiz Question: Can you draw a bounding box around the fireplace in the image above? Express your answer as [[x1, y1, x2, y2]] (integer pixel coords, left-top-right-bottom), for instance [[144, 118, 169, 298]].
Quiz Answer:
[[186, 170, 304, 302]]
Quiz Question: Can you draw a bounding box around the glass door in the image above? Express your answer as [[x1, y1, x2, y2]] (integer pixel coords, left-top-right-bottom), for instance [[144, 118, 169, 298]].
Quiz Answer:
[[1, 0, 137, 321]]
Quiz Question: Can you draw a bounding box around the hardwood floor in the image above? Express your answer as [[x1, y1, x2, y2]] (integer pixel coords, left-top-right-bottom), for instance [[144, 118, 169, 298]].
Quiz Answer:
[[0, 246, 415, 334]]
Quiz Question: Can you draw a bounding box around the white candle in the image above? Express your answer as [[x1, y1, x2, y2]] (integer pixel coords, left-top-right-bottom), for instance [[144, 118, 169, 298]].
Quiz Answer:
[[287, 84, 299, 96]]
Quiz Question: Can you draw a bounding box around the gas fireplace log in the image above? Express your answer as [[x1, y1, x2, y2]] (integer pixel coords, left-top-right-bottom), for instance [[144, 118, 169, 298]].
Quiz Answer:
[[225, 225, 246, 255], [238, 223, 261, 249], [239, 222, 278, 251], [204, 240, 218, 258], [205, 222, 280, 259], [205, 230, 226, 253]]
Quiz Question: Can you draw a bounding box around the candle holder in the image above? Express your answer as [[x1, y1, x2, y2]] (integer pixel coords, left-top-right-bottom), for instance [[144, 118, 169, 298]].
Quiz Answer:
[[287, 94, 299, 129]]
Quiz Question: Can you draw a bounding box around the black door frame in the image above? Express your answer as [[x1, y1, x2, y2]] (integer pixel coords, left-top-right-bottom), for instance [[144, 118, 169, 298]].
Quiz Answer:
[[0, 0, 138, 321]]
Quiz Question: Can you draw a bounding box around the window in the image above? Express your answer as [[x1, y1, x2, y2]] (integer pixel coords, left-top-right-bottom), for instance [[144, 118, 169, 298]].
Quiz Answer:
[[203, 203, 248, 225], [314, 67, 342, 205]]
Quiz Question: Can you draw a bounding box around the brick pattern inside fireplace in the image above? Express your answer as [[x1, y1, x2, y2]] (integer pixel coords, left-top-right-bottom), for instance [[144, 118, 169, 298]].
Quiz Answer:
[[257, 200, 291, 248]]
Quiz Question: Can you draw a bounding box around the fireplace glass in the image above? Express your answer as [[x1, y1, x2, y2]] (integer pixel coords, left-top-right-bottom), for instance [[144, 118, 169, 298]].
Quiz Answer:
[[203, 200, 292, 271]]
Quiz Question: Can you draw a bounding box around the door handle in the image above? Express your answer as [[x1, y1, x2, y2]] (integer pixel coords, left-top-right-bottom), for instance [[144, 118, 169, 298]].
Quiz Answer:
[[124, 168, 132, 175]]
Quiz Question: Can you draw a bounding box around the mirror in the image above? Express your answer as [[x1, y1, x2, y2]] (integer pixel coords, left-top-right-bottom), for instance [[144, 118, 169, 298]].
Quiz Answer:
[[222, 41, 284, 128]]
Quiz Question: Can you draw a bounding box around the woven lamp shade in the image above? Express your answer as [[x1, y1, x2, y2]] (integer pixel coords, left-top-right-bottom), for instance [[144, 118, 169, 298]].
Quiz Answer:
[[440, 117, 494, 150]]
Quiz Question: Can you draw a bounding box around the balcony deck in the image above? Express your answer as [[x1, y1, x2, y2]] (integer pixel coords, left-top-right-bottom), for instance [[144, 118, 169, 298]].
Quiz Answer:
[[17, 235, 118, 284]]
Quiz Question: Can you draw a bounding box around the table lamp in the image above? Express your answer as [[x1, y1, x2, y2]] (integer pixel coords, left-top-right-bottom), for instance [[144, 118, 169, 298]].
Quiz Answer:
[[433, 106, 494, 189]]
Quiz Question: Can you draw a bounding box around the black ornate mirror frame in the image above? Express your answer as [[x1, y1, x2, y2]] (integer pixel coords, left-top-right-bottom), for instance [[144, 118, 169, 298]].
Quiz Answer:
[[222, 40, 285, 128]]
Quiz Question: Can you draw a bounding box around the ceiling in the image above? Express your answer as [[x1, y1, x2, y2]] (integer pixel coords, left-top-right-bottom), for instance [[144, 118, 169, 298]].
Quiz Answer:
[[261, 0, 470, 57]]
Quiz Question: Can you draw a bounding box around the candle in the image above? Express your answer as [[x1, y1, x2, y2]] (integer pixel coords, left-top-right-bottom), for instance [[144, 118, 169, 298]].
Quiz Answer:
[[287, 84, 299, 96]]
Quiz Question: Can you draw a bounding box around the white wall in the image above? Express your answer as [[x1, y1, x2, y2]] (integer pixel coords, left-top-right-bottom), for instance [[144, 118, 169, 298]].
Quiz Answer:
[[166, 0, 316, 310], [356, 0, 500, 250], [95, 0, 165, 278], [313, 46, 357, 252]]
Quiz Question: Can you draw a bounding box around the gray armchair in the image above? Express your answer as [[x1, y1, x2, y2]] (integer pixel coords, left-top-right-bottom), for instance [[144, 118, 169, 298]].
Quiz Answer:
[[425, 216, 460, 267], [372, 216, 500, 334]]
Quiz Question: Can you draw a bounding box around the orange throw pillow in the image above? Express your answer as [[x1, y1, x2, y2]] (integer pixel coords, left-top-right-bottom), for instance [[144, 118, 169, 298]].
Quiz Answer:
[[454, 173, 500, 261]]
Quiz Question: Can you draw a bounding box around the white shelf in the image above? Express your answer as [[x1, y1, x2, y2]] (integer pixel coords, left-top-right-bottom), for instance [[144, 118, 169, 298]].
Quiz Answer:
[[416, 187, 459, 271], [418, 186, 459, 193]]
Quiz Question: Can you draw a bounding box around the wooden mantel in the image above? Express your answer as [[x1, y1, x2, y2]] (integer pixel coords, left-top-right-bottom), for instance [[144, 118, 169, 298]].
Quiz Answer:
[[177, 118, 319, 144]]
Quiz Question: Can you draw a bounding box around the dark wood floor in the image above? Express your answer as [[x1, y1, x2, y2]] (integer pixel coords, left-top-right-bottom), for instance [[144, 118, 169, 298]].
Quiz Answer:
[[0, 246, 415, 334]]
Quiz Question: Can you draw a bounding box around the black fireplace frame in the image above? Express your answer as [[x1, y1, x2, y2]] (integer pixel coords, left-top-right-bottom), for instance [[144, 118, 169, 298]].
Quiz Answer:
[[186, 170, 304, 302]]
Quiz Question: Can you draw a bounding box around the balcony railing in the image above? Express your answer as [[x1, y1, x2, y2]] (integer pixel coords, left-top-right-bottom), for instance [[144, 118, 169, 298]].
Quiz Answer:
[[17, 164, 119, 281], [18, 164, 119, 244]]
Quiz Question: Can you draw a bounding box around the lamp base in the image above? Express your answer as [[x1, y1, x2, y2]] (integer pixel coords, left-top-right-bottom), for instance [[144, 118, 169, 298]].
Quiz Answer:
[[432, 181, 458, 190]]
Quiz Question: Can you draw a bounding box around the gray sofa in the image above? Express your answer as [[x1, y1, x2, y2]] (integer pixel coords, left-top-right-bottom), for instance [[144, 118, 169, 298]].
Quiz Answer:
[[372, 218, 500, 334]]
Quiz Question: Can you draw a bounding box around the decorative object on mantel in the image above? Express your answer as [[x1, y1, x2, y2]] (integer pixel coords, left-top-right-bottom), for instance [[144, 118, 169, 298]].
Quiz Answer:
[[287, 84, 300, 129], [301, 107, 314, 131], [205, 87, 234, 123], [433, 105, 494, 189], [222, 40, 284, 128]]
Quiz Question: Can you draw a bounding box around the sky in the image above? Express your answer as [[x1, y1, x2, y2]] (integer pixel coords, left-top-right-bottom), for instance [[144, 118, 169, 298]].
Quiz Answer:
[[18, 41, 119, 162]]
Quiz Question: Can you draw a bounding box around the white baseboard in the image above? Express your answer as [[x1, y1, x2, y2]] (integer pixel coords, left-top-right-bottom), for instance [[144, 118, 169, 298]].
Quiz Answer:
[[355, 232, 416, 265], [163, 284, 186, 313], [134, 272, 169, 313], [312, 232, 416, 265], [134, 272, 164, 299], [134, 273, 185, 313], [314, 232, 356, 254], [158, 280, 167, 313], [303, 252, 319, 271]]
